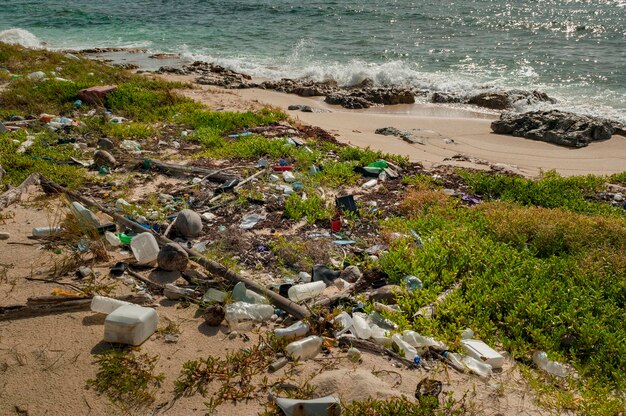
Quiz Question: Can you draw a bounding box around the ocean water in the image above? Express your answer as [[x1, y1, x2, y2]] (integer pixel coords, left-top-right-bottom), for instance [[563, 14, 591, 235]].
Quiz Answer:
[[1, 0, 625, 121]]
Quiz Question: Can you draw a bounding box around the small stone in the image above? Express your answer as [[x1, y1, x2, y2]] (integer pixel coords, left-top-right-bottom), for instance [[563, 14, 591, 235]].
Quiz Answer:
[[614, 193, 624, 202], [77, 266, 92, 277], [97, 137, 115, 150], [0, 232, 10, 240], [203, 304, 226, 326], [27, 71, 46, 80], [228, 330, 239, 339], [157, 243, 189, 272], [164, 334, 179, 343], [174, 209, 203, 238], [368, 285, 402, 303], [93, 150, 116, 167], [340, 265, 362, 283]]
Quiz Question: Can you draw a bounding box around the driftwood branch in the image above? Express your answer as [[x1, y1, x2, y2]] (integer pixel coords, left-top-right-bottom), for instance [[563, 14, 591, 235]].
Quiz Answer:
[[140, 158, 240, 183], [0, 294, 150, 321], [337, 336, 416, 369], [0, 172, 40, 210], [40, 176, 310, 320]]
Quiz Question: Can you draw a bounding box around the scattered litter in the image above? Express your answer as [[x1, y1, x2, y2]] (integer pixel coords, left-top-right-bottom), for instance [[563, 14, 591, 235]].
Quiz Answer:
[[240, 212, 266, 229]]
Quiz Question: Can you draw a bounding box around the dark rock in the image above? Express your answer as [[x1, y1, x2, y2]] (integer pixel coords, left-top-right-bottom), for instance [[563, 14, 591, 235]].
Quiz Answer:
[[312, 264, 340, 285], [431, 92, 460, 104], [325, 94, 371, 109], [467, 92, 510, 110], [203, 304, 225, 326], [340, 265, 362, 283], [97, 137, 115, 150], [77, 85, 118, 105], [0, 122, 6, 133], [491, 110, 616, 148], [368, 285, 401, 303], [432, 89, 556, 110], [173, 209, 203, 239], [157, 243, 189, 272], [93, 150, 116, 167]]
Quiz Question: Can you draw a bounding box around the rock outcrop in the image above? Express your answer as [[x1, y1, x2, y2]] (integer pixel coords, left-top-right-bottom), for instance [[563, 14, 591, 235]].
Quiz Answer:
[[491, 110, 617, 148], [432, 89, 556, 110]]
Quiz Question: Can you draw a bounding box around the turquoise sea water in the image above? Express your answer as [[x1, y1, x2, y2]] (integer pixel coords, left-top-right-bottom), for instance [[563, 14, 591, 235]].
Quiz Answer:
[[1, 0, 625, 121]]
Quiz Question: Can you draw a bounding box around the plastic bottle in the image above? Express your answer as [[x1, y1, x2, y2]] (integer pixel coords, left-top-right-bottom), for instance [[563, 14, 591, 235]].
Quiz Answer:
[[362, 179, 377, 189], [462, 355, 492, 377], [392, 333, 417, 360], [402, 275, 423, 292], [32, 226, 62, 237], [90, 295, 131, 315], [287, 281, 326, 302], [69, 201, 100, 229], [370, 324, 392, 347], [130, 232, 159, 264], [104, 231, 121, 247], [202, 288, 227, 303], [225, 301, 274, 325], [275, 321, 310, 340], [352, 313, 372, 339], [532, 351, 567, 377], [402, 330, 447, 352], [286, 335, 323, 360], [232, 282, 269, 304], [164, 284, 195, 300], [442, 351, 466, 373], [333, 311, 353, 336]]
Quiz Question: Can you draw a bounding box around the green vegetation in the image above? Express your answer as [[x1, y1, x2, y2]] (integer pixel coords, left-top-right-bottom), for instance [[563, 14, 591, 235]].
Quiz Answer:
[[86, 349, 165, 413], [284, 192, 333, 223], [342, 396, 468, 416]]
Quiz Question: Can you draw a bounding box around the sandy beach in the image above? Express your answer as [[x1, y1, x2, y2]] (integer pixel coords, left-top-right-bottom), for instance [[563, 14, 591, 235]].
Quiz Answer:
[[165, 75, 626, 178]]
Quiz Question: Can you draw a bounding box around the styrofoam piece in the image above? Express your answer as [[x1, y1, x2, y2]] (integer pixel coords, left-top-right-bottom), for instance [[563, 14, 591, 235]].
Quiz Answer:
[[460, 339, 504, 369]]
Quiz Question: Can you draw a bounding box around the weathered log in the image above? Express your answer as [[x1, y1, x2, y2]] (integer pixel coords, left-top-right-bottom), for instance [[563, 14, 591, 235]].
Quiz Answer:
[[40, 176, 310, 320], [0, 294, 150, 321], [0, 172, 40, 210], [140, 158, 240, 183]]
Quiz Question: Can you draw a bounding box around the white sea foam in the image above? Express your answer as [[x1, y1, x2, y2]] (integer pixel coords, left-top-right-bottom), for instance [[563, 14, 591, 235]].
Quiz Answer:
[[0, 28, 45, 49]]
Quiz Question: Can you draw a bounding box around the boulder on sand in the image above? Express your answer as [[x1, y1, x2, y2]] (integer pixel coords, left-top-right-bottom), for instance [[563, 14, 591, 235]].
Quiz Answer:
[[173, 209, 203, 238], [157, 243, 189, 272]]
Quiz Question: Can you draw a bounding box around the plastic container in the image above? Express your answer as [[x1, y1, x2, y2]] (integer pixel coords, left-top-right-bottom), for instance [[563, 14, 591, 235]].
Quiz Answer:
[[225, 301, 274, 325], [286, 335, 323, 360], [392, 333, 418, 360], [130, 232, 159, 264], [104, 231, 121, 247], [533, 351, 567, 377], [298, 271, 312, 283], [333, 311, 353, 336], [32, 226, 62, 237], [103, 304, 158, 346], [352, 313, 372, 339], [370, 324, 392, 347], [282, 171, 296, 183], [460, 339, 504, 369], [69, 202, 100, 229], [287, 281, 326, 302], [90, 295, 131, 315], [275, 321, 310, 340], [362, 179, 378, 189], [403, 330, 447, 353], [462, 355, 492, 377], [232, 282, 269, 304], [442, 351, 466, 373]]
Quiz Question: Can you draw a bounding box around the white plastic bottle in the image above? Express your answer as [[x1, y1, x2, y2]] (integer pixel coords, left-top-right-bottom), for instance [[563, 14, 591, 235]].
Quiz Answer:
[[225, 301, 275, 325], [286, 335, 323, 360], [352, 313, 372, 339], [130, 232, 159, 264], [91, 295, 131, 315], [275, 321, 309, 340], [370, 324, 392, 347], [232, 281, 268, 304], [402, 330, 447, 352], [462, 355, 492, 377], [392, 333, 417, 360], [287, 281, 326, 302], [69, 201, 100, 228], [442, 351, 466, 373]]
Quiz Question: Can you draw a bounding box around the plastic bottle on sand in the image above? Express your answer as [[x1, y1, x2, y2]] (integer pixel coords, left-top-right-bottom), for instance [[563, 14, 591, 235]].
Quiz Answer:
[[288, 281, 326, 302], [286, 335, 323, 360]]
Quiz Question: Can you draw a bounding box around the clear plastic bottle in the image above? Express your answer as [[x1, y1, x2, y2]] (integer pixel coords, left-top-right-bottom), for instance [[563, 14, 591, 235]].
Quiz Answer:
[[32, 226, 62, 237], [69, 201, 100, 228], [533, 351, 567, 377], [333, 311, 353, 336], [402, 330, 447, 352], [130, 232, 159, 264], [90, 295, 131, 315], [287, 281, 326, 302], [352, 313, 372, 339], [286, 335, 323, 360], [275, 321, 310, 340], [370, 324, 392, 347], [225, 301, 274, 325], [462, 355, 492, 377], [164, 284, 195, 300], [232, 281, 268, 304], [442, 351, 466, 373], [392, 333, 417, 360]]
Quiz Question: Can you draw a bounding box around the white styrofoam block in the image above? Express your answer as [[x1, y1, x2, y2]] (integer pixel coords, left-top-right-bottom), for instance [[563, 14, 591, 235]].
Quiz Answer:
[[460, 339, 504, 369], [104, 304, 158, 346]]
